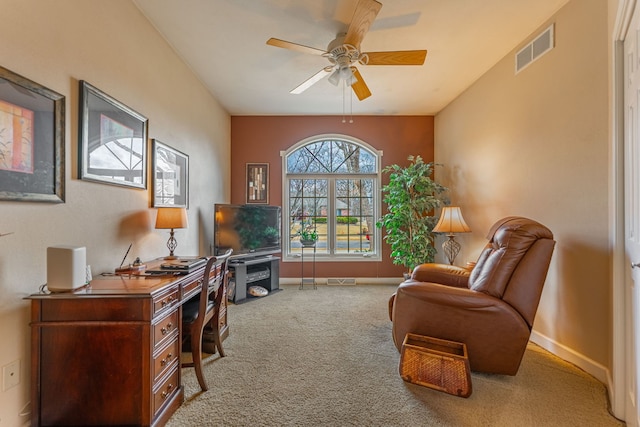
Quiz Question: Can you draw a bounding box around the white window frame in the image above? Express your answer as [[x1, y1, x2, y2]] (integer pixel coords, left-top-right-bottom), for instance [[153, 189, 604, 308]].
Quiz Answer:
[[281, 134, 382, 262]]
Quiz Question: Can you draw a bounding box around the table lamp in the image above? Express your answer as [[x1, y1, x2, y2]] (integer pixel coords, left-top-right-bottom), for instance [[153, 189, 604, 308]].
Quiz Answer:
[[432, 206, 471, 265], [155, 207, 188, 260]]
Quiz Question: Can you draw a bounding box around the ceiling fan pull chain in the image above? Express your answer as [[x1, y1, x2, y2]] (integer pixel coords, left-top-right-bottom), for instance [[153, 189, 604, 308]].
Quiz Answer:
[[342, 80, 347, 123], [349, 84, 354, 123]]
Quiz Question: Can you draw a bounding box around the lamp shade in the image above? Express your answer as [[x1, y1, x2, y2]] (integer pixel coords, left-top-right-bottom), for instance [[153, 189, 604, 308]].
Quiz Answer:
[[155, 207, 188, 229], [433, 207, 471, 234]]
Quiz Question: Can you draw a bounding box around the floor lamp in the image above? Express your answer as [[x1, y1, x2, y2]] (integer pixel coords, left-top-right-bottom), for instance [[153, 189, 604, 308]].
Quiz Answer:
[[155, 207, 188, 260], [432, 206, 471, 265]]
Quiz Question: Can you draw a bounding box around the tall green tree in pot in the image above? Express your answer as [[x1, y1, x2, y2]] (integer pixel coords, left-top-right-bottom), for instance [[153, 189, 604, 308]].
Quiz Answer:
[[376, 155, 448, 275]]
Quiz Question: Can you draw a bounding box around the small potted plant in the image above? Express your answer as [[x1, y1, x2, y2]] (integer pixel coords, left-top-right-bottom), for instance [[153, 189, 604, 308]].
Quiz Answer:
[[263, 226, 280, 245], [298, 228, 318, 247]]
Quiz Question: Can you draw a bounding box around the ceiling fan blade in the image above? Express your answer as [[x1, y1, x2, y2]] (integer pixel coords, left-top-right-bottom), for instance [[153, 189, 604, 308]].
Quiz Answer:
[[290, 68, 332, 94], [363, 50, 427, 65], [344, 0, 382, 48], [266, 38, 326, 56], [350, 67, 371, 101]]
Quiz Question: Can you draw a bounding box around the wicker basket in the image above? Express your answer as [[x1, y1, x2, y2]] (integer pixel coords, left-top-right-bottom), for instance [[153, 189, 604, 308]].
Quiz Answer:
[[399, 333, 472, 398]]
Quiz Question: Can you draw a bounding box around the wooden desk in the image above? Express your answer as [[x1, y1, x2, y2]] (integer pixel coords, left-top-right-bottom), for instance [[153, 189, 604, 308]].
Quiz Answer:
[[27, 259, 226, 427]]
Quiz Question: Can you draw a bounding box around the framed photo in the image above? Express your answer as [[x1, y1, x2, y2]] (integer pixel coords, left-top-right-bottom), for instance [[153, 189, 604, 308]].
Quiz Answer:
[[0, 66, 64, 203], [78, 81, 148, 189], [152, 139, 189, 208], [246, 163, 269, 204]]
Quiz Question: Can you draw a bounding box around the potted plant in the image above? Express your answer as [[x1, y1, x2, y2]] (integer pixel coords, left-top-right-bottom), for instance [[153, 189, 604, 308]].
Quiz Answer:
[[298, 227, 318, 247], [263, 226, 280, 245], [376, 155, 448, 276]]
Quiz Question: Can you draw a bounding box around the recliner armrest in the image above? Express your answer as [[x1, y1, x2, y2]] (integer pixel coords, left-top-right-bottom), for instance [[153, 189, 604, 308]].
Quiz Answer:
[[411, 263, 470, 288], [388, 293, 396, 321], [399, 280, 501, 309]]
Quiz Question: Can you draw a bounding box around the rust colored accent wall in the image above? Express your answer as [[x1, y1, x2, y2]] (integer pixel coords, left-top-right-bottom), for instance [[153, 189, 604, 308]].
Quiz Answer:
[[230, 115, 434, 278]]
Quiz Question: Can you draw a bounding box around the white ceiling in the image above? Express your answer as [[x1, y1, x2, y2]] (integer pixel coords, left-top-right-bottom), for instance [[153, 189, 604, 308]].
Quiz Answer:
[[132, 0, 569, 116]]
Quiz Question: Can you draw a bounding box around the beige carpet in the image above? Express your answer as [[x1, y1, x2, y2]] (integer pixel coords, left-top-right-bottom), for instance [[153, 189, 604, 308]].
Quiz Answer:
[[168, 284, 625, 427]]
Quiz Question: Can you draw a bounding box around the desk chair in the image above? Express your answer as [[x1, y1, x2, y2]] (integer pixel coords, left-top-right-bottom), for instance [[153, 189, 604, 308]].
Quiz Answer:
[[181, 249, 232, 391]]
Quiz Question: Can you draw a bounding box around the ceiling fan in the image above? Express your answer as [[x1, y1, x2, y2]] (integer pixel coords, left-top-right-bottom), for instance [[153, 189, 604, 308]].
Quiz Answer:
[[266, 0, 427, 101]]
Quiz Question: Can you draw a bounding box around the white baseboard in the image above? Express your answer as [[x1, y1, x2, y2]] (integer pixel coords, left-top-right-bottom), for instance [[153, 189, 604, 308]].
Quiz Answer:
[[278, 277, 403, 286], [530, 330, 610, 386]]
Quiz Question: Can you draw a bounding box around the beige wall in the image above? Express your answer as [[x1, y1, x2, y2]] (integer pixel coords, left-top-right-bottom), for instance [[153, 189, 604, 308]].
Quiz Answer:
[[0, 1, 230, 425], [435, 0, 610, 375]]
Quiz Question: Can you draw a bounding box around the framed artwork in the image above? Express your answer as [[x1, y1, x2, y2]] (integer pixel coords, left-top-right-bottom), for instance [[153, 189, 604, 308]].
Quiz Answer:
[[0, 66, 65, 203], [152, 139, 189, 208], [78, 81, 148, 189], [246, 163, 269, 204]]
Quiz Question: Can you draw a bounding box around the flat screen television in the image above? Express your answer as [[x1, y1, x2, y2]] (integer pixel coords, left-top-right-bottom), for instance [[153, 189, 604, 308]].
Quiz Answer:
[[214, 204, 281, 259]]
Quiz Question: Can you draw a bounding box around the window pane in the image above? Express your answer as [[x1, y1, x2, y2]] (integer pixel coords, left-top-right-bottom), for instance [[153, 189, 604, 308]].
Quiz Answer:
[[357, 150, 376, 173], [289, 179, 302, 196], [286, 150, 306, 173], [332, 143, 360, 173], [332, 142, 376, 174], [331, 141, 351, 173], [287, 141, 333, 173]]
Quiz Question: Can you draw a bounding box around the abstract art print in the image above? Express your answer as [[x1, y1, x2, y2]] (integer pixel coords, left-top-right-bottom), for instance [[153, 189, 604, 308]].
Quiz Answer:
[[0, 66, 64, 202]]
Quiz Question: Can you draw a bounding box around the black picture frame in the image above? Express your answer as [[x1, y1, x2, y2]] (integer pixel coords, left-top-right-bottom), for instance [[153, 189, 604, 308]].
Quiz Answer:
[[152, 139, 189, 208], [78, 81, 148, 189], [0, 66, 65, 203]]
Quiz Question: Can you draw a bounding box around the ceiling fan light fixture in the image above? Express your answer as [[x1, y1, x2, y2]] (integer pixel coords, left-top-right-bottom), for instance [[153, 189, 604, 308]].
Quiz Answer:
[[328, 69, 341, 86], [328, 66, 356, 87], [340, 66, 356, 86]]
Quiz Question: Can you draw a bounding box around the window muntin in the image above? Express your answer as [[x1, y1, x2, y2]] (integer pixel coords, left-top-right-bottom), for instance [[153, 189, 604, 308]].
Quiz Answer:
[[283, 136, 380, 261]]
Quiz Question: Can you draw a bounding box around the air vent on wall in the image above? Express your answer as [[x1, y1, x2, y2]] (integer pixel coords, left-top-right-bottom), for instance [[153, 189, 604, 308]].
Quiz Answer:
[[327, 278, 356, 286], [515, 23, 555, 74]]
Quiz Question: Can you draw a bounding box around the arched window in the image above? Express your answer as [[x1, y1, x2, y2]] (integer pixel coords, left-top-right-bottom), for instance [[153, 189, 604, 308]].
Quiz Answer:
[[281, 135, 382, 261]]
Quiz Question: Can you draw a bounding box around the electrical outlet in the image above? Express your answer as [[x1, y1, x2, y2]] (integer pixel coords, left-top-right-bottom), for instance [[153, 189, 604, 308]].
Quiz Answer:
[[2, 359, 20, 391]]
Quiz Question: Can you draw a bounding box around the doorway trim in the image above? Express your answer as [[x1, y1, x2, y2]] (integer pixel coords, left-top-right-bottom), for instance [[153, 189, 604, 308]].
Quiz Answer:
[[612, 0, 636, 420]]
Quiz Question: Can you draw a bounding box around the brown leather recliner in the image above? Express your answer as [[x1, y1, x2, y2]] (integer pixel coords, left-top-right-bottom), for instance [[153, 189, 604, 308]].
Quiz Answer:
[[389, 216, 555, 375]]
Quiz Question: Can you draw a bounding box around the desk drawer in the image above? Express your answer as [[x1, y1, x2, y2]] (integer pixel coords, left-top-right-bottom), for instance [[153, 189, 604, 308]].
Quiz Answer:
[[153, 310, 178, 348], [153, 285, 179, 318], [154, 338, 180, 382], [153, 367, 179, 417], [182, 276, 203, 301], [39, 298, 148, 322]]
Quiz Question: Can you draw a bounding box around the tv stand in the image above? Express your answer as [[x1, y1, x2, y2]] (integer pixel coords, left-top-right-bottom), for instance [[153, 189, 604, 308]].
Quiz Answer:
[[229, 256, 279, 303]]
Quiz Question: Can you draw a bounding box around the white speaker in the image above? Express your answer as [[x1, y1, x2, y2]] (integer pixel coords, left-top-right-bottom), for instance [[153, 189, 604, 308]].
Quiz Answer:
[[47, 245, 87, 292]]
